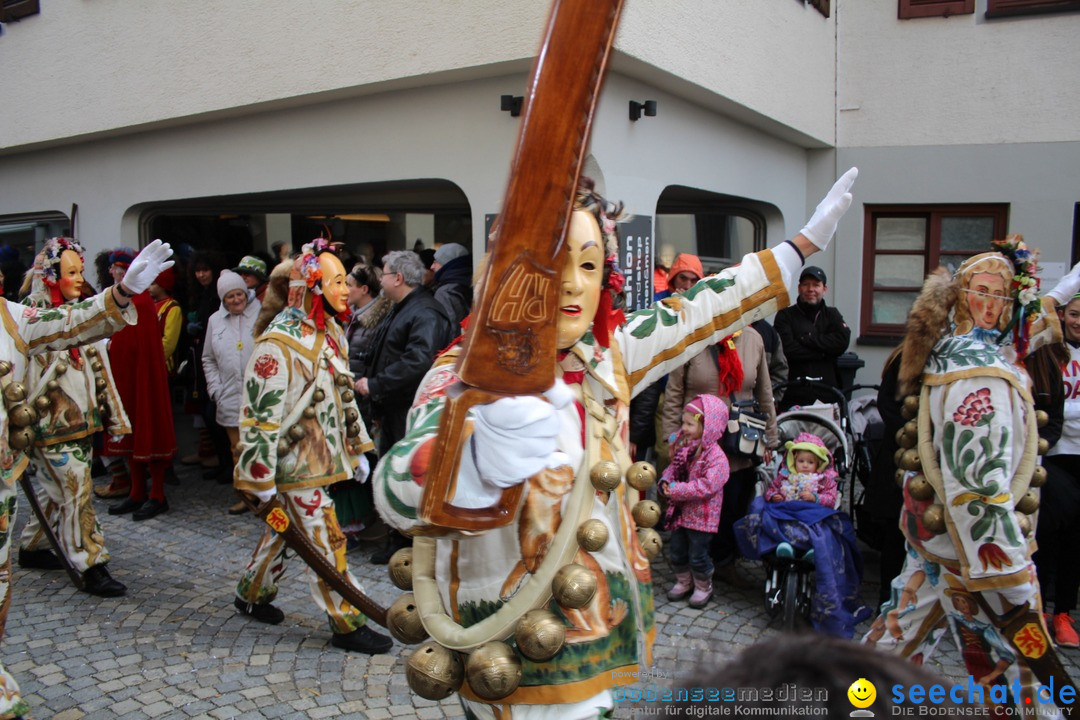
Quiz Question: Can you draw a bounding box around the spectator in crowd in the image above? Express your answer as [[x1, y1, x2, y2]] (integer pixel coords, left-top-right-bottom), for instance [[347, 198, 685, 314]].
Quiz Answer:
[[103, 252, 178, 521], [653, 257, 668, 296], [202, 270, 260, 514], [148, 267, 183, 378], [418, 248, 437, 289], [430, 242, 472, 330], [654, 252, 703, 301], [659, 253, 779, 587], [356, 250, 454, 563], [180, 251, 227, 473], [233, 255, 269, 304], [752, 318, 788, 404], [773, 266, 850, 410]]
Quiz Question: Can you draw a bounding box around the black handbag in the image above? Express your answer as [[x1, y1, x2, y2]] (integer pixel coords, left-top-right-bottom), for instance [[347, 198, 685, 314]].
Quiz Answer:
[[721, 394, 768, 461]]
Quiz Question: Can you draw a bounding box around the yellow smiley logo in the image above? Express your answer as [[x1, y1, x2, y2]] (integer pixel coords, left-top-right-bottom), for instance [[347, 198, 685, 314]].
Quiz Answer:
[[848, 678, 876, 709]]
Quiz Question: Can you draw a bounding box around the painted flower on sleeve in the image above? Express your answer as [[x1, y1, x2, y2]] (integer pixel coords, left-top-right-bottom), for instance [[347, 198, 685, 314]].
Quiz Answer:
[[977, 542, 1012, 571], [253, 354, 279, 380], [953, 388, 993, 426], [250, 462, 270, 480]]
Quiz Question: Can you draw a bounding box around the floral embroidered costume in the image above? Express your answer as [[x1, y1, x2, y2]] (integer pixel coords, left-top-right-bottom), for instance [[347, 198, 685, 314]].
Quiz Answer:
[[17, 237, 132, 589], [864, 241, 1070, 712], [232, 240, 387, 652], [0, 237, 171, 720]]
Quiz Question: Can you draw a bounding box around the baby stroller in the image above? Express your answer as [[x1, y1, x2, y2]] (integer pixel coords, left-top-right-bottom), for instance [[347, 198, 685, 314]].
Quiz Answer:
[[754, 378, 873, 632]]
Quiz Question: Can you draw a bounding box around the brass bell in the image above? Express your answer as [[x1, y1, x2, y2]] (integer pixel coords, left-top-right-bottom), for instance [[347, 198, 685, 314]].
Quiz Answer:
[[895, 468, 907, 488], [405, 642, 463, 701], [388, 547, 413, 590], [287, 425, 307, 442], [922, 504, 946, 534], [576, 519, 609, 553], [631, 500, 662, 529], [341, 389, 355, 404], [1030, 465, 1047, 488], [1035, 410, 1049, 429], [514, 609, 566, 662], [894, 448, 906, 468], [95, 378, 107, 392], [900, 449, 922, 473], [1017, 513, 1033, 538], [465, 641, 522, 701], [344, 407, 359, 425], [277, 439, 293, 456], [637, 528, 663, 559], [346, 422, 362, 439], [98, 404, 109, 418], [0, 361, 10, 377], [91, 361, 104, 373], [901, 395, 920, 420], [906, 474, 934, 502], [896, 427, 916, 450], [335, 373, 350, 387], [45, 380, 59, 393], [85, 346, 98, 358], [33, 396, 51, 413], [312, 388, 326, 403], [387, 593, 428, 644], [302, 407, 316, 420], [625, 461, 657, 491], [589, 461, 621, 493], [1015, 491, 1039, 515], [8, 427, 34, 451], [1037, 438, 1050, 456], [3, 382, 27, 405], [54, 362, 68, 375], [96, 393, 107, 406], [551, 563, 597, 609], [8, 404, 36, 428]]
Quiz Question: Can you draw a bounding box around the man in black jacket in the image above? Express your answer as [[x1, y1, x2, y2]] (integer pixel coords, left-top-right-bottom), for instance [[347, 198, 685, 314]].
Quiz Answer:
[[356, 250, 455, 456], [773, 265, 850, 411]]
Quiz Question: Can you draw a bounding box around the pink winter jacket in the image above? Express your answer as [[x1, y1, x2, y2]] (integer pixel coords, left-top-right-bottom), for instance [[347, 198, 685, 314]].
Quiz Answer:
[[661, 394, 730, 533]]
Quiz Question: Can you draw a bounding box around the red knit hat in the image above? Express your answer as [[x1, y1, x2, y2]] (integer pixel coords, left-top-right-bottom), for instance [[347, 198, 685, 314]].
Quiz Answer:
[[154, 266, 176, 294], [668, 254, 704, 284]]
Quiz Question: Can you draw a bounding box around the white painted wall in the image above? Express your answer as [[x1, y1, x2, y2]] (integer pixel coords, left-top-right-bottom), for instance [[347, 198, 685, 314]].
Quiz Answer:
[[0, 1, 836, 151], [838, 2, 1080, 147]]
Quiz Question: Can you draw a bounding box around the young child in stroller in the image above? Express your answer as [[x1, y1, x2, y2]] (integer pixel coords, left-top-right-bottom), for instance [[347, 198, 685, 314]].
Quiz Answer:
[[735, 432, 870, 637]]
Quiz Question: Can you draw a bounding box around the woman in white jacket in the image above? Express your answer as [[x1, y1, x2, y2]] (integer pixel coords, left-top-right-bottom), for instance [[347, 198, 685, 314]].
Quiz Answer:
[[202, 270, 260, 512]]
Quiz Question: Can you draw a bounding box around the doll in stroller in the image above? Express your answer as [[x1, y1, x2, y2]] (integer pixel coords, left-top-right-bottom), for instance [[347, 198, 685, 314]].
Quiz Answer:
[[734, 432, 871, 637]]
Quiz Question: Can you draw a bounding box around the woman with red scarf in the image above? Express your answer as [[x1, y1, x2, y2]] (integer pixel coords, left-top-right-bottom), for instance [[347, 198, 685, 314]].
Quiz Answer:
[[100, 248, 177, 521]]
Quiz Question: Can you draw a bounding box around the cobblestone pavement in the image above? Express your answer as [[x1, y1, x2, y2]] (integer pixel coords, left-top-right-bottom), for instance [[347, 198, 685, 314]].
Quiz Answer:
[[7, 446, 1080, 719]]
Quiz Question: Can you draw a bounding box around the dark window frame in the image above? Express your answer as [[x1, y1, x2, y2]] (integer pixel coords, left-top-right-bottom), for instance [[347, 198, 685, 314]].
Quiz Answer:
[[0, 0, 40, 23], [859, 203, 1009, 341], [986, 0, 1080, 17], [898, 0, 975, 18]]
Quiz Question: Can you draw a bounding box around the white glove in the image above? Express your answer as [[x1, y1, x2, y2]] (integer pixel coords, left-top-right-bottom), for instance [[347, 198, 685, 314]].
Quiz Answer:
[[799, 167, 858, 251], [999, 581, 1036, 607], [469, 380, 573, 487], [354, 453, 371, 483], [120, 239, 175, 295], [253, 488, 276, 504], [1046, 260, 1080, 305]]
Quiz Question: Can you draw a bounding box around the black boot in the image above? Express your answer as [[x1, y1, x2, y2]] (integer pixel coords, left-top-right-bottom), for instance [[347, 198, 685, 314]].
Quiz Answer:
[[233, 597, 284, 625], [370, 530, 410, 565], [19, 548, 63, 570], [82, 565, 126, 597], [132, 498, 169, 521], [330, 625, 393, 654]]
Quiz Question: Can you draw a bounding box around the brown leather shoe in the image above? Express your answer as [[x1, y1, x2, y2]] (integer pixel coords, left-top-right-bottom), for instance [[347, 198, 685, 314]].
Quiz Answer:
[[93, 483, 131, 499], [227, 501, 248, 515]]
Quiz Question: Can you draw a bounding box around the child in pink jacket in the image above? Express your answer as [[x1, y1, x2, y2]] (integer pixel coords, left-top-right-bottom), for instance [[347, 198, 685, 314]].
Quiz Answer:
[[659, 394, 729, 608]]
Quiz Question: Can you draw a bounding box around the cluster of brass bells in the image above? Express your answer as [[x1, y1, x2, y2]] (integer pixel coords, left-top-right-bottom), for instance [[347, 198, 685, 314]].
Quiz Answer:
[[2, 362, 39, 451]]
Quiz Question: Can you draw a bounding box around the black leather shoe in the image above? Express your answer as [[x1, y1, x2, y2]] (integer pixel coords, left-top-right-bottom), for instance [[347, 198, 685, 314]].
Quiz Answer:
[[233, 597, 284, 625], [108, 497, 141, 515], [132, 498, 169, 521], [82, 564, 126, 597], [330, 625, 393, 654], [18, 548, 63, 570]]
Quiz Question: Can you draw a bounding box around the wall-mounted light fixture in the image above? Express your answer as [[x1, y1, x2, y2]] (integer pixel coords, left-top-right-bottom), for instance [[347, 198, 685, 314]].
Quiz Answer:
[[500, 95, 524, 117], [629, 100, 657, 122]]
